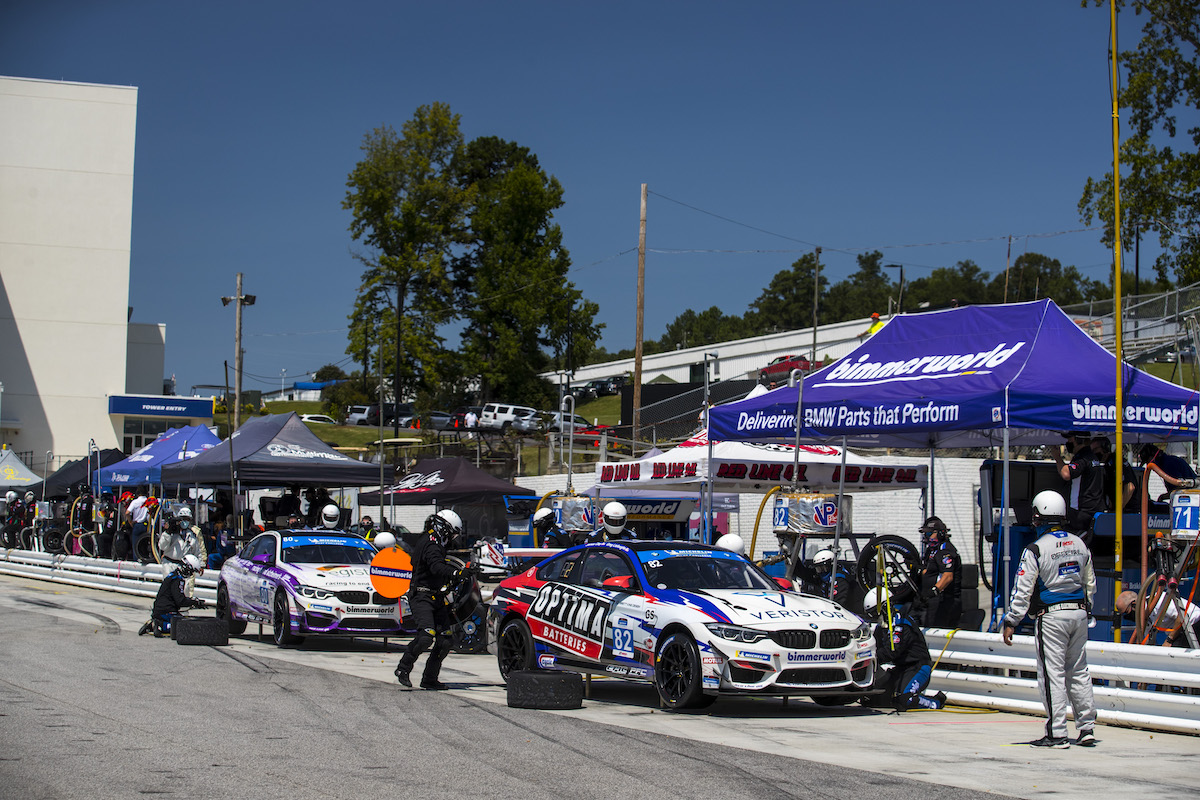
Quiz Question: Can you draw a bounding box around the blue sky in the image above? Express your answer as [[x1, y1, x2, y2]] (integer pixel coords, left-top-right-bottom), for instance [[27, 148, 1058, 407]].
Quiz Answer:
[[3, 2, 1149, 397]]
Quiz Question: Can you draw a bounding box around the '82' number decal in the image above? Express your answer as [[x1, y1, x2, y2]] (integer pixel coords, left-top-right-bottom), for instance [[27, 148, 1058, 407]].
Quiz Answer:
[[612, 626, 634, 658]]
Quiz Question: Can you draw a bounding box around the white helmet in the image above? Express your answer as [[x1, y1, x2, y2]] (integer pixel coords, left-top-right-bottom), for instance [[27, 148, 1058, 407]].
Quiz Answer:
[[862, 588, 890, 618], [602, 501, 628, 536], [177, 506, 193, 521], [1032, 490, 1066, 522], [533, 507, 556, 532], [181, 554, 202, 577], [715, 533, 745, 555], [430, 509, 463, 545], [321, 504, 341, 529], [5, 491, 15, 504], [24, 491, 34, 504], [812, 549, 836, 572], [373, 531, 397, 550]]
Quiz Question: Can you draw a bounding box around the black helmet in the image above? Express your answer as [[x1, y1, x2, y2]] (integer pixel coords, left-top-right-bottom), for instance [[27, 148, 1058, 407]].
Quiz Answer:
[[428, 509, 463, 546]]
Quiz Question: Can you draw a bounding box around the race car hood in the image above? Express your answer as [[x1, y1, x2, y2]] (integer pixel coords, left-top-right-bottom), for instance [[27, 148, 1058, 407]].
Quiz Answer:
[[283, 563, 371, 590], [657, 588, 861, 628]]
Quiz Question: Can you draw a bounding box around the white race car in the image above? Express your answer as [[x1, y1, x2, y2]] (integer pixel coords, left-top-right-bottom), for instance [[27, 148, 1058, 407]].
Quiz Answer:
[[216, 531, 403, 645], [487, 540, 875, 709]]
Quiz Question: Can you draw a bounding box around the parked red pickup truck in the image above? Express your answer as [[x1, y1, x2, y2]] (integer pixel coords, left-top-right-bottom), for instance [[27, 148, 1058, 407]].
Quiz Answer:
[[759, 354, 813, 383]]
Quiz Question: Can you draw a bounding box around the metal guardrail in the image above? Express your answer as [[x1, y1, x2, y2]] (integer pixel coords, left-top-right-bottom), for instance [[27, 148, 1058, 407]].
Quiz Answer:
[[926, 629, 1200, 735], [0, 548, 217, 602], [4, 547, 1198, 734]]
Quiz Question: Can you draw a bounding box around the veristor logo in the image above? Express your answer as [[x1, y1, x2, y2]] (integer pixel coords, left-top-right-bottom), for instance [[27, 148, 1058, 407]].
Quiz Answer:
[[823, 342, 1026, 385]]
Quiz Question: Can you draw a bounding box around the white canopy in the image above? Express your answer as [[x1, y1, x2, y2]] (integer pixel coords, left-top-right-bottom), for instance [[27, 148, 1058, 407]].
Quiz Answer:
[[595, 430, 927, 493]]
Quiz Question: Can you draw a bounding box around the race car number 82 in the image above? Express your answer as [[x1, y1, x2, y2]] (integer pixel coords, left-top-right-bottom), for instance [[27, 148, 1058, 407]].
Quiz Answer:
[[613, 627, 634, 658]]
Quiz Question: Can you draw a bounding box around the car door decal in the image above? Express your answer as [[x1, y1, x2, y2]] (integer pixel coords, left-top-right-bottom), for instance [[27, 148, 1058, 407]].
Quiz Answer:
[[527, 583, 612, 659]]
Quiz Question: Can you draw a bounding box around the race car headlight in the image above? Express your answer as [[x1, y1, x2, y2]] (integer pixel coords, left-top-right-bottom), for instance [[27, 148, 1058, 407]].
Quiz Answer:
[[704, 623, 770, 644], [297, 585, 335, 600], [852, 622, 873, 642]]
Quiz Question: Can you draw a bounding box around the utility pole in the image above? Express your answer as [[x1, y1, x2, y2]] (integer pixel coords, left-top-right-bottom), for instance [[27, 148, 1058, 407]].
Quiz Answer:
[[221, 273, 255, 430], [632, 183, 647, 446]]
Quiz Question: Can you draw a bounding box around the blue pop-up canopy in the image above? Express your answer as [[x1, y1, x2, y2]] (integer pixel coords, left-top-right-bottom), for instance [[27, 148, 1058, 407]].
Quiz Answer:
[[710, 299, 1199, 448], [98, 425, 221, 488]]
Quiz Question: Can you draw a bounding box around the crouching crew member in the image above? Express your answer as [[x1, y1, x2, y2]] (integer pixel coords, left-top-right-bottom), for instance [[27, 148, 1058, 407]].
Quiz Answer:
[[139, 555, 206, 637], [863, 591, 946, 711], [394, 510, 465, 690]]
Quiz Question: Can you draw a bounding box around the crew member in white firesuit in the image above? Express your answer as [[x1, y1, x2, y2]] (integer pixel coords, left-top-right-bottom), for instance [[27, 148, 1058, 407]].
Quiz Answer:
[[394, 510, 469, 690], [1001, 490, 1097, 749], [158, 506, 207, 599], [591, 501, 636, 542], [862, 590, 946, 711], [139, 554, 207, 637]]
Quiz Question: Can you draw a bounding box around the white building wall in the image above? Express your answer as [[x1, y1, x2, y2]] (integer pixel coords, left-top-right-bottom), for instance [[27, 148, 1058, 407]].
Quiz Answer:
[[126, 323, 166, 395], [0, 76, 139, 459]]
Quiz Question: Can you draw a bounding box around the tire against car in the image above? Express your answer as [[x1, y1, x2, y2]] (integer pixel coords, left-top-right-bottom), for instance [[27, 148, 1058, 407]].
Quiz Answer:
[[216, 584, 247, 636], [506, 670, 584, 710], [855, 534, 922, 603]]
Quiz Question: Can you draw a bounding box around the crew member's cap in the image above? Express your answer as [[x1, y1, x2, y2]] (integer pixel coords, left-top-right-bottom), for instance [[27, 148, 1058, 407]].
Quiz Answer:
[[919, 515, 948, 534]]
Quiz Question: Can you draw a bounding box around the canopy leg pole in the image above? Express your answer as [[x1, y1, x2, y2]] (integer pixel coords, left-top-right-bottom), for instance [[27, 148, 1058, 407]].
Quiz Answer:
[[1000, 428, 1011, 629], [830, 436, 848, 601], [927, 445, 936, 517]]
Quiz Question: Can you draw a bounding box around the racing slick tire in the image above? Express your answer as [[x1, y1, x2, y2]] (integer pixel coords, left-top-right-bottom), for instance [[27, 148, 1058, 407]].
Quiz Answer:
[[506, 670, 583, 710], [810, 694, 857, 706], [272, 591, 305, 646], [856, 534, 922, 603], [654, 631, 716, 711], [216, 584, 247, 636], [174, 616, 229, 646], [497, 618, 537, 682]]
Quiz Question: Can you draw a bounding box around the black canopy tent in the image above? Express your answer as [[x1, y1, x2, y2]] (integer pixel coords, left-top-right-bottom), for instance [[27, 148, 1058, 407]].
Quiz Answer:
[[27, 449, 125, 499], [160, 413, 391, 488], [358, 458, 535, 506]]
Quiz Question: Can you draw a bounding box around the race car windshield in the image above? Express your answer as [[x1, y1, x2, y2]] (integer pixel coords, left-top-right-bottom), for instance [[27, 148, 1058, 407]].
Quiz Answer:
[[283, 544, 374, 565], [644, 556, 777, 591]]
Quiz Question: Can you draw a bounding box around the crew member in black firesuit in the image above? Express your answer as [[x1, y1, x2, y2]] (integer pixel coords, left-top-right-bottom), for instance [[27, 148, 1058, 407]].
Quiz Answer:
[[394, 509, 469, 690], [919, 516, 962, 628], [4, 490, 27, 549], [808, 548, 863, 613], [138, 554, 206, 637], [533, 507, 569, 547], [1053, 431, 1106, 546], [863, 590, 946, 711]]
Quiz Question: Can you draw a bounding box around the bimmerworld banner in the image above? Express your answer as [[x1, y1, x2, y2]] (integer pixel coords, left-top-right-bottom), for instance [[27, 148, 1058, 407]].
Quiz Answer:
[[710, 300, 1199, 448]]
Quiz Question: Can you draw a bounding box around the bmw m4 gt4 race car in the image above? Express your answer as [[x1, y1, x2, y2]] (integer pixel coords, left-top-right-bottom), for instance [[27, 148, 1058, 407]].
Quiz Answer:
[[487, 540, 875, 709], [216, 531, 402, 646]]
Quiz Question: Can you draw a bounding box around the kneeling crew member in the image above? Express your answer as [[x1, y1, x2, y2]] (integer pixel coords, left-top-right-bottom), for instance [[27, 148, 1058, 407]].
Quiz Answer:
[[140, 555, 206, 637], [395, 510, 466, 690], [864, 590, 946, 711]]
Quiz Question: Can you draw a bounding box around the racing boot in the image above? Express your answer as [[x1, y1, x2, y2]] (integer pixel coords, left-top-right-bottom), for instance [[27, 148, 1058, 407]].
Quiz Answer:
[[152, 618, 168, 638], [137, 620, 153, 636], [393, 660, 413, 688]]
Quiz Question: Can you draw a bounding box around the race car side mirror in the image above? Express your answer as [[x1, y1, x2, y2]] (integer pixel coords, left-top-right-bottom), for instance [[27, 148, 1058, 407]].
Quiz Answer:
[[251, 553, 273, 565], [772, 577, 794, 591], [601, 575, 636, 592]]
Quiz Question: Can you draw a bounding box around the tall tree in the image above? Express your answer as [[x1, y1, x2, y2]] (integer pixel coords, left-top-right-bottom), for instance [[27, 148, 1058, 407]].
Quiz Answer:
[[904, 260, 994, 310], [452, 136, 600, 404], [342, 103, 472, 424], [985, 252, 1104, 305], [822, 251, 894, 321], [746, 251, 828, 335], [1079, 0, 1200, 283]]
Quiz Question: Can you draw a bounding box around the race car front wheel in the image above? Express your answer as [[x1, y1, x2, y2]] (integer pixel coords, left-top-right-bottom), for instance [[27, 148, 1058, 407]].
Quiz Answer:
[[654, 632, 715, 711], [497, 618, 536, 682], [272, 592, 304, 646]]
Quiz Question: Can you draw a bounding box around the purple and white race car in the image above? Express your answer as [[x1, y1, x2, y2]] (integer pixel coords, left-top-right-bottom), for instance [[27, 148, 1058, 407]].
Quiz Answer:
[[215, 530, 403, 645]]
